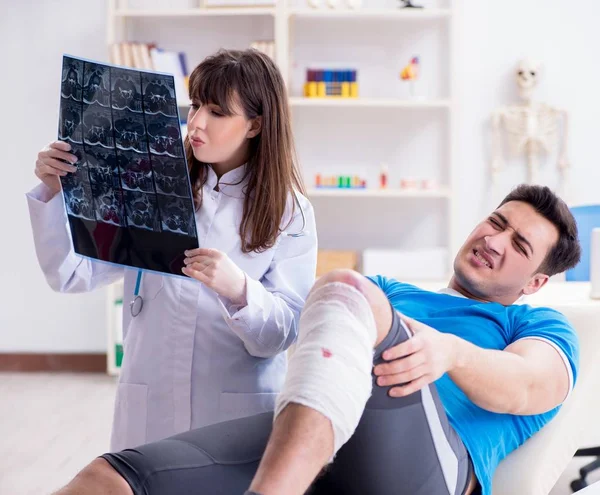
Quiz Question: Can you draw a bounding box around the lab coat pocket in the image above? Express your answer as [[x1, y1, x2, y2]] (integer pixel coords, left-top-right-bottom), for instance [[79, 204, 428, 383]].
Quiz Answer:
[[219, 392, 278, 423], [109, 382, 148, 452]]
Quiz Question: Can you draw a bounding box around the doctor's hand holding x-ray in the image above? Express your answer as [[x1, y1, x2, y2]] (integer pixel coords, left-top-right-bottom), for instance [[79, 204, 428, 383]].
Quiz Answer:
[[183, 248, 248, 306], [34, 141, 78, 197]]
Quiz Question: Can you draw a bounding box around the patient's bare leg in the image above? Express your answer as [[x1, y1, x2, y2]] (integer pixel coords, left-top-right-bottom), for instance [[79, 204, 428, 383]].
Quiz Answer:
[[53, 458, 133, 495], [249, 269, 393, 495]]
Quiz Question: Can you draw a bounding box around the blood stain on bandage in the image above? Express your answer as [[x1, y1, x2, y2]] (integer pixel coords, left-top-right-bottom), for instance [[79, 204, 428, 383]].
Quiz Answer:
[[321, 348, 333, 358]]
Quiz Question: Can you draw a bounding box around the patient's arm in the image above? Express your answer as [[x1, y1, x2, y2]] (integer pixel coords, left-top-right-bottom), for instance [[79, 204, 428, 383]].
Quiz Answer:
[[449, 337, 570, 415], [374, 317, 570, 415], [249, 269, 393, 495]]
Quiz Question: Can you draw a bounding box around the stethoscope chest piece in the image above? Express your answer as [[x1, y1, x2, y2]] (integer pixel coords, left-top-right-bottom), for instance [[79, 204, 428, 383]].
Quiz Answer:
[[130, 294, 144, 317]]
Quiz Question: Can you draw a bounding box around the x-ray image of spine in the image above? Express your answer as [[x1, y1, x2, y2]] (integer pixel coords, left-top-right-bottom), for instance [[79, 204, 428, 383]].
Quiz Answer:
[[152, 155, 189, 197], [118, 150, 155, 194], [87, 147, 120, 189], [142, 73, 178, 118], [158, 195, 196, 236], [114, 111, 148, 153], [57, 55, 198, 275], [147, 115, 183, 158], [83, 104, 114, 148], [125, 191, 160, 232], [63, 142, 86, 168], [59, 100, 83, 143], [111, 68, 143, 113], [92, 184, 126, 226], [61, 58, 83, 101], [83, 62, 110, 107], [62, 173, 95, 220]]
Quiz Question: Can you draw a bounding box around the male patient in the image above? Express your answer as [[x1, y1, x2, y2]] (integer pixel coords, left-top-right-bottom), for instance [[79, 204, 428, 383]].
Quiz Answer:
[[56, 184, 581, 495]]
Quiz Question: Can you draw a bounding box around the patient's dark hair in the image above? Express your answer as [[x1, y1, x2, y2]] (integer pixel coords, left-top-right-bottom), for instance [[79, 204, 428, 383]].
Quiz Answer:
[[498, 184, 581, 276]]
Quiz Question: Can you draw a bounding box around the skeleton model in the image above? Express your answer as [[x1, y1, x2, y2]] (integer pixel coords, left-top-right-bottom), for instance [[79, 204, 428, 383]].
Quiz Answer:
[[491, 59, 569, 191]]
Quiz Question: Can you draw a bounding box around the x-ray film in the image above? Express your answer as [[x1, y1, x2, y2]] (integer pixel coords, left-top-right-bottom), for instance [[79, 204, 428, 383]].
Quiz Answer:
[[57, 55, 198, 275]]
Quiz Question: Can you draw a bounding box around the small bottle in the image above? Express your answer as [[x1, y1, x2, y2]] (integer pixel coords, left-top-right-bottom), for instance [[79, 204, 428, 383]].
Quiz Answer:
[[315, 173, 322, 188], [349, 69, 359, 98], [303, 69, 310, 97], [379, 164, 388, 189], [307, 70, 318, 98], [323, 70, 333, 97], [316, 70, 326, 98], [332, 70, 341, 97], [341, 70, 350, 98]]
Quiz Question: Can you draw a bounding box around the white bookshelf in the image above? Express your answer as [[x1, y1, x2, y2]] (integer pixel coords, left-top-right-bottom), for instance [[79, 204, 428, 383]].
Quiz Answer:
[[284, 0, 457, 261], [105, 0, 458, 374]]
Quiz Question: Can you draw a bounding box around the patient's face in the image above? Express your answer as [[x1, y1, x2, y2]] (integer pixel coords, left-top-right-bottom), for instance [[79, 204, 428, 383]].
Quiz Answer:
[[452, 201, 559, 305]]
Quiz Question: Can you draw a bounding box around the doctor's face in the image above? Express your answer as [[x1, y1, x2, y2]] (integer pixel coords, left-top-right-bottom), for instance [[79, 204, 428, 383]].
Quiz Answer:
[[452, 201, 559, 305], [187, 93, 260, 174]]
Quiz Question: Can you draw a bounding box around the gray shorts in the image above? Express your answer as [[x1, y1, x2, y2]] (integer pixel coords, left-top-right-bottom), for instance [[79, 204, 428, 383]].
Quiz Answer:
[[102, 309, 474, 494]]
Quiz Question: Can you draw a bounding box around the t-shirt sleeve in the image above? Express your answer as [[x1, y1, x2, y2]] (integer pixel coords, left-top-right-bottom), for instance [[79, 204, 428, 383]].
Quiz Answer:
[[366, 274, 389, 293], [512, 306, 580, 399]]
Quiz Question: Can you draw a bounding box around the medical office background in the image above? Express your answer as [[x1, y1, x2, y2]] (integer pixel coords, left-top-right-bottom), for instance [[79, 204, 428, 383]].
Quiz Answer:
[[2, 0, 600, 493]]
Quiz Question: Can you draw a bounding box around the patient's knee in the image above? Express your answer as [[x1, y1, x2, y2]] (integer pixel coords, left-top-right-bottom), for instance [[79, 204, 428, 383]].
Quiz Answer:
[[316, 269, 364, 292], [71, 458, 132, 494], [312, 269, 391, 344]]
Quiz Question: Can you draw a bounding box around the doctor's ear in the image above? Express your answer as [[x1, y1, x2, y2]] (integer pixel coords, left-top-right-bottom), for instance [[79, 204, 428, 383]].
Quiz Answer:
[[246, 116, 262, 139]]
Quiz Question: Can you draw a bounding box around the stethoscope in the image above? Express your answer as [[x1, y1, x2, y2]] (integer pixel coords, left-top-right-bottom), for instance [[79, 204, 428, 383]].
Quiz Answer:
[[130, 190, 309, 317], [281, 189, 309, 238], [130, 270, 144, 317]]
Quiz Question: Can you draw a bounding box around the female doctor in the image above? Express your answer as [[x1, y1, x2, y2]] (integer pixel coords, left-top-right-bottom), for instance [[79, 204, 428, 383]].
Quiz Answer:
[[27, 49, 317, 452]]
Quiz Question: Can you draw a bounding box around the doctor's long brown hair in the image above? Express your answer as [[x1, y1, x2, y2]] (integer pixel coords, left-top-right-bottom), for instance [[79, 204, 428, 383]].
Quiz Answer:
[[184, 49, 306, 253]]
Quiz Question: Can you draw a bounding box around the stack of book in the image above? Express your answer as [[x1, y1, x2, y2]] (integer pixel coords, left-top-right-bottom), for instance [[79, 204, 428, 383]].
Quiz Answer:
[[110, 42, 189, 107]]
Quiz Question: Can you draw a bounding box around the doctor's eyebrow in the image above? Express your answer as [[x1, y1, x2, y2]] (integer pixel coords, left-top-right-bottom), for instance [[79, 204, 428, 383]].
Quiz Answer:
[[491, 212, 534, 256]]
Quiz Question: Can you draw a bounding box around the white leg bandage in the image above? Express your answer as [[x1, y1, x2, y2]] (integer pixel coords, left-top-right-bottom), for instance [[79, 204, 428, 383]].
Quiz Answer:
[[275, 281, 377, 457]]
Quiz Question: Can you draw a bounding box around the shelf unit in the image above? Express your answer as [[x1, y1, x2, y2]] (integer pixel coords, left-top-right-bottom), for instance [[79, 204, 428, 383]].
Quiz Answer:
[[104, 0, 457, 373], [283, 0, 457, 266]]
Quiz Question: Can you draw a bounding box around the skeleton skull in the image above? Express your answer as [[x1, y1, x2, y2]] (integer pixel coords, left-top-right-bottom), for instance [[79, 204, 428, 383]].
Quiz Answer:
[[515, 59, 542, 101]]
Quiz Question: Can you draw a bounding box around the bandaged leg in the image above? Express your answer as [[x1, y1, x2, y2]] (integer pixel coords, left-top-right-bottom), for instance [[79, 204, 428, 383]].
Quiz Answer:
[[275, 281, 377, 456]]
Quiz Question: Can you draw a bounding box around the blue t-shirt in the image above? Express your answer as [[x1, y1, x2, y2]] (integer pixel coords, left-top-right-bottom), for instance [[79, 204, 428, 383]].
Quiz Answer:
[[368, 276, 579, 495]]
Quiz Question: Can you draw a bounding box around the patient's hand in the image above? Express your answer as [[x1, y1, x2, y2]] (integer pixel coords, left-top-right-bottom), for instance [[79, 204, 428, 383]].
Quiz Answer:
[[373, 316, 458, 398]]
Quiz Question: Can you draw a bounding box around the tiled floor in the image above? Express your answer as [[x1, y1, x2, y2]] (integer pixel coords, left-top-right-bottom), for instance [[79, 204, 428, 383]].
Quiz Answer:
[[1, 372, 598, 494]]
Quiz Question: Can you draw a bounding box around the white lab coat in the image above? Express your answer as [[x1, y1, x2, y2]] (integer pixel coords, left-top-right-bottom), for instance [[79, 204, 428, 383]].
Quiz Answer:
[[26, 165, 317, 452]]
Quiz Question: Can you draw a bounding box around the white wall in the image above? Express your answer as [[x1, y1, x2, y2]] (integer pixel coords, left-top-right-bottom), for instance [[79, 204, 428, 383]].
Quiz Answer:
[[455, 0, 600, 244], [0, 0, 109, 352], [2, 0, 600, 352]]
